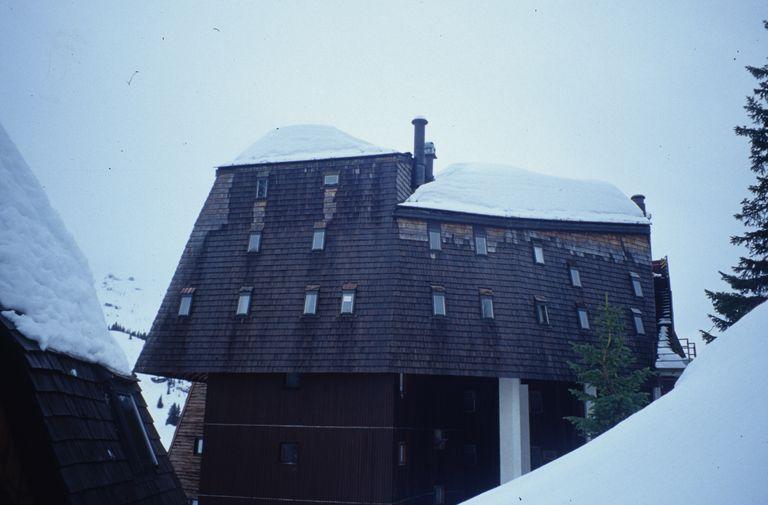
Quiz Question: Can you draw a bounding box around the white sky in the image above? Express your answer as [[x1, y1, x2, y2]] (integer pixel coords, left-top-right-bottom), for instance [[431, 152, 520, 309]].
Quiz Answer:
[[1, 0, 765, 345]]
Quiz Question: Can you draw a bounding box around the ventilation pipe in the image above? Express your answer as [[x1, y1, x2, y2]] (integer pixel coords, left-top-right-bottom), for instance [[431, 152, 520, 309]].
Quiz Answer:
[[425, 142, 436, 183], [412, 117, 427, 189], [631, 194, 647, 216]]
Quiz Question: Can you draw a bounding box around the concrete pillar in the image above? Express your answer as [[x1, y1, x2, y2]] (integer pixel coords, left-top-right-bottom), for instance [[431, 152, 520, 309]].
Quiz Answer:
[[499, 378, 530, 483]]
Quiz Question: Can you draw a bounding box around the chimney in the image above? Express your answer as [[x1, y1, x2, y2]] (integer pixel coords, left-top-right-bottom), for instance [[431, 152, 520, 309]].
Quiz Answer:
[[424, 142, 436, 182], [412, 117, 427, 189], [631, 194, 647, 216]]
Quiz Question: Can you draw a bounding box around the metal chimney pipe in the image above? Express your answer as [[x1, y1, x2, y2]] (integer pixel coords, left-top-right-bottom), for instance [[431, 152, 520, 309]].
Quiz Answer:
[[631, 194, 647, 216], [424, 142, 436, 183], [412, 117, 427, 189]]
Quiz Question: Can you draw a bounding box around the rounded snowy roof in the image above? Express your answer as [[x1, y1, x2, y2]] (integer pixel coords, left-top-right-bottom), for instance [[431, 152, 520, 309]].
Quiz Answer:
[[224, 124, 398, 166]]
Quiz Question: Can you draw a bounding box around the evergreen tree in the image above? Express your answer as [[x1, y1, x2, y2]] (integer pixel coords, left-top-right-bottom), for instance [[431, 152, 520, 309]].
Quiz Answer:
[[705, 21, 768, 339], [156, 395, 164, 409], [165, 402, 181, 426], [565, 297, 653, 439]]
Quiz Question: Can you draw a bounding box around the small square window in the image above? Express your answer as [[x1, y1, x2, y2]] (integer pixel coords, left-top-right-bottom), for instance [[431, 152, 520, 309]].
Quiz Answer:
[[324, 173, 339, 186], [280, 442, 298, 465], [429, 223, 442, 251], [577, 307, 590, 329], [432, 291, 446, 316], [463, 390, 477, 413], [535, 299, 550, 325], [256, 177, 268, 199], [569, 266, 582, 287], [237, 289, 252, 316], [341, 289, 355, 314], [533, 243, 545, 264], [304, 290, 318, 315], [398, 441, 407, 465], [193, 437, 204, 455], [285, 373, 301, 389], [463, 444, 478, 467], [631, 308, 645, 335], [434, 485, 444, 505], [480, 295, 494, 319], [248, 231, 261, 253], [312, 229, 325, 251], [630, 272, 643, 297], [475, 231, 487, 256], [178, 293, 193, 317]]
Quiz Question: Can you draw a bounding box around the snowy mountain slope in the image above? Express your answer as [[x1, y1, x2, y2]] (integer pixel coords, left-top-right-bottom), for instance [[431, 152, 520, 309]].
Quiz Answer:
[[462, 302, 768, 505]]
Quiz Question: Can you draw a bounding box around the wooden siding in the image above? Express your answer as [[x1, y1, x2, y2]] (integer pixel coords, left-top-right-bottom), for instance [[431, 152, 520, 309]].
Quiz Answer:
[[169, 381, 207, 500]]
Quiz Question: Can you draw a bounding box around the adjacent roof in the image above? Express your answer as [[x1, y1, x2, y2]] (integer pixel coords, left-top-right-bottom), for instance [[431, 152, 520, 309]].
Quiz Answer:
[[225, 124, 398, 167], [0, 121, 129, 374], [652, 258, 689, 370], [462, 301, 768, 505], [401, 163, 649, 225]]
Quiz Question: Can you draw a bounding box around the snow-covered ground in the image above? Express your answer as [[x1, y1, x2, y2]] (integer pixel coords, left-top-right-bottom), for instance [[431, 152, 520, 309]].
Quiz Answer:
[[402, 163, 648, 224], [463, 302, 768, 505]]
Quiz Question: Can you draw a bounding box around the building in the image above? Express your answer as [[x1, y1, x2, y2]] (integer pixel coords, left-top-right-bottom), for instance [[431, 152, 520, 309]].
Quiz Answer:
[[136, 119, 687, 505]]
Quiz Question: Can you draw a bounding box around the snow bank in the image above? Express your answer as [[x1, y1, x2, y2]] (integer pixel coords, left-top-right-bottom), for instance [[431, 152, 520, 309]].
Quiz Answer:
[[462, 302, 768, 505], [402, 163, 648, 224], [226, 124, 398, 166], [0, 121, 129, 374]]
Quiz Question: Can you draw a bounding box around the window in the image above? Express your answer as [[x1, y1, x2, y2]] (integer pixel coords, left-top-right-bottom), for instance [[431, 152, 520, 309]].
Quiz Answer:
[[434, 429, 447, 450], [285, 373, 301, 389], [631, 308, 645, 335], [569, 265, 582, 287], [535, 297, 550, 325], [399, 373, 406, 399], [178, 287, 194, 316], [463, 390, 477, 413], [432, 289, 446, 316], [474, 228, 487, 255], [193, 437, 204, 455], [398, 441, 407, 465], [533, 242, 545, 264], [303, 289, 318, 315], [463, 444, 478, 467], [256, 177, 268, 199], [429, 223, 442, 251], [237, 288, 252, 316], [115, 393, 158, 466], [324, 173, 339, 186], [341, 288, 356, 314], [630, 272, 643, 297], [312, 228, 325, 251], [280, 442, 298, 465], [577, 307, 590, 329], [247, 231, 261, 252], [189, 499, 199, 505], [434, 485, 445, 505], [480, 294, 494, 319]]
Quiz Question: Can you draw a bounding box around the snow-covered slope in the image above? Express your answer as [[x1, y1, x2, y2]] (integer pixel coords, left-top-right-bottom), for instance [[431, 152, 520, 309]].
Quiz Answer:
[[402, 163, 648, 225], [225, 124, 397, 166], [462, 302, 768, 505], [0, 121, 129, 374]]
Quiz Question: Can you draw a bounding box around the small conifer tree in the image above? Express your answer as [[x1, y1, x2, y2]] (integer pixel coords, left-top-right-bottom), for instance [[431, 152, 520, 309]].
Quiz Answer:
[[156, 395, 164, 409], [166, 402, 181, 426], [566, 297, 653, 439]]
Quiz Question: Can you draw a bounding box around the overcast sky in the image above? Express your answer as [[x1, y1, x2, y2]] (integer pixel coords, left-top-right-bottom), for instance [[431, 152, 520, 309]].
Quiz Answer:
[[1, 1, 765, 345]]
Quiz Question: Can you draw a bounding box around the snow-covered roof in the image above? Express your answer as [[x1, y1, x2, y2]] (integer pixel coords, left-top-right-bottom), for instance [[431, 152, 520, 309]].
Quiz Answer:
[[655, 321, 689, 369], [224, 124, 398, 167], [462, 302, 768, 505], [0, 121, 129, 375], [401, 163, 649, 225]]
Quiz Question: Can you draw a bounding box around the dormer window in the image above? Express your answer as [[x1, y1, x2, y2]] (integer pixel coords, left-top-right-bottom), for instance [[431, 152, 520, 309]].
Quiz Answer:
[[312, 228, 326, 251], [535, 297, 550, 325], [178, 287, 195, 316], [569, 264, 582, 287], [630, 272, 643, 297], [432, 286, 446, 316], [340, 285, 356, 314], [577, 307, 590, 329], [324, 173, 339, 186], [304, 287, 319, 315], [429, 223, 442, 251], [479, 289, 494, 319], [247, 231, 262, 253], [631, 308, 645, 335], [256, 177, 268, 199], [237, 288, 252, 316], [533, 242, 545, 264], [474, 228, 487, 256]]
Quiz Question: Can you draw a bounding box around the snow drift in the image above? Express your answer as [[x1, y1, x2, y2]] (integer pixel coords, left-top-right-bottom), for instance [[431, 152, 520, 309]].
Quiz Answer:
[[226, 124, 397, 166], [462, 302, 768, 505], [402, 163, 648, 224], [0, 121, 129, 374]]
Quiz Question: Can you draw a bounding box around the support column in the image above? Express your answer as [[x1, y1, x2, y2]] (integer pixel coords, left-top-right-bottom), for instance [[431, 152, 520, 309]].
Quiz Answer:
[[499, 378, 530, 483]]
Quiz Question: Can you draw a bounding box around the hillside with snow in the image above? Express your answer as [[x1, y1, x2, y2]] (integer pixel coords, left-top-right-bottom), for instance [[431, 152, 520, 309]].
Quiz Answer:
[[463, 302, 768, 505]]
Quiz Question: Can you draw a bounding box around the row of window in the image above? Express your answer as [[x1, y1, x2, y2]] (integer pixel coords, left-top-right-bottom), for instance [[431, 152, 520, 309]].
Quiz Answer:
[[247, 227, 327, 253], [252, 173, 340, 202]]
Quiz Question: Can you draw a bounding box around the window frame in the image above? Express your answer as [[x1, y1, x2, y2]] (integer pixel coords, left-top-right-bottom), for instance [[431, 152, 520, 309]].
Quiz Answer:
[[474, 227, 488, 256], [480, 292, 494, 319], [432, 288, 446, 316], [178, 288, 194, 317], [303, 289, 318, 315], [236, 288, 253, 316], [280, 442, 298, 465], [398, 441, 407, 466], [535, 297, 550, 325], [247, 230, 262, 253], [630, 272, 644, 297], [532, 242, 545, 264], [569, 264, 582, 287], [340, 288, 356, 314], [428, 223, 442, 251], [312, 228, 326, 251], [577, 307, 590, 330], [324, 173, 339, 186], [193, 437, 204, 455], [631, 308, 645, 335], [113, 391, 158, 468], [256, 177, 268, 199]]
